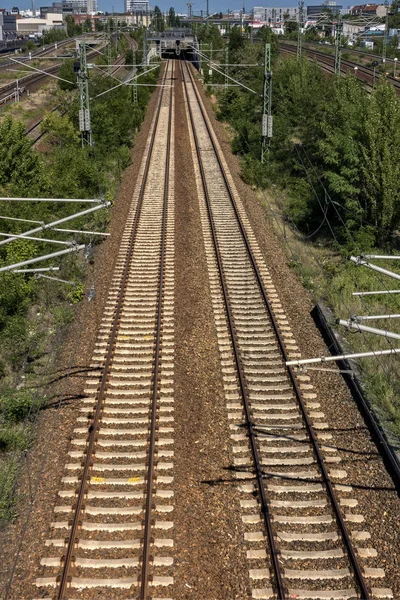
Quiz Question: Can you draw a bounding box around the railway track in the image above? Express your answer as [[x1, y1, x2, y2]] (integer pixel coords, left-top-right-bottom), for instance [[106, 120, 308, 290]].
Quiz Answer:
[[280, 43, 400, 94], [34, 59, 175, 598], [181, 58, 393, 599]]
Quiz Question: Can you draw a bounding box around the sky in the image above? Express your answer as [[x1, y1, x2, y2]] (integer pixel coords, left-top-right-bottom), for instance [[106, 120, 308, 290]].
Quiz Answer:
[[2, 0, 328, 16]]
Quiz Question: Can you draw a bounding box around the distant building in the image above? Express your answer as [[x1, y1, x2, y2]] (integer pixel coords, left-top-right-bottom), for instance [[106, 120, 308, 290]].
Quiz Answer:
[[125, 0, 149, 14], [350, 4, 386, 17], [0, 12, 17, 41], [253, 6, 298, 24], [307, 3, 343, 18], [16, 12, 64, 36], [62, 0, 98, 15]]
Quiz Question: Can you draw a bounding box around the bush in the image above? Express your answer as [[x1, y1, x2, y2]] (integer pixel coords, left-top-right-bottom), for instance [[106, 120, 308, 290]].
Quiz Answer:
[[0, 389, 39, 423]]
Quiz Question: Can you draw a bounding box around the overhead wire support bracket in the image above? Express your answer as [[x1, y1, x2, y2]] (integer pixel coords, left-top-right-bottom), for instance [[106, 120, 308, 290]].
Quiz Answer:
[[337, 318, 400, 341], [297, 0, 304, 60], [334, 13, 343, 76], [353, 289, 400, 297], [0, 202, 110, 249], [350, 255, 400, 282], [0, 245, 85, 274], [11, 267, 60, 274], [287, 347, 400, 367]]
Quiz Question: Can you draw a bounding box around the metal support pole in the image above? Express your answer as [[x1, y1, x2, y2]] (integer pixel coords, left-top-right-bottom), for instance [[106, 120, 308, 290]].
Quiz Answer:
[[107, 19, 112, 66], [383, 0, 389, 64], [338, 318, 400, 340], [0, 245, 85, 273], [354, 314, 400, 321], [287, 347, 400, 367], [334, 13, 342, 76], [225, 44, 228, 90], [353, 289, 400, 297], [132, 50, 138, 103], [261, 43, 272, 164], [297, 0, 304, 60], [78, 42, 93, 148], [12, 267, 60, 273]]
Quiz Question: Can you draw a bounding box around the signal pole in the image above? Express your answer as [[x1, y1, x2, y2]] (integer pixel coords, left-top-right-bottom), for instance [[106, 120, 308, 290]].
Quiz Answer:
[[132, 50, 138, 104], [297, 0, 304, 60], [107, 19, 112, 66], [77, 42, 92, 148], [382, 0, 389, 64], [225, 44, 228, 89], [261, 43, 272, 163], [334, 13, 343, 76]]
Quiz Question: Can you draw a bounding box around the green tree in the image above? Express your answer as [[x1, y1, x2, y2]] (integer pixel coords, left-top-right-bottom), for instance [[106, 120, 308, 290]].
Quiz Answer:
[[361, 79, 400, 237], [58, 58, 76, 91], [0, 117, 43, 196], [229, 25, 245, 53], [153, 6, 165, 31], [317, 76, 367, 230]]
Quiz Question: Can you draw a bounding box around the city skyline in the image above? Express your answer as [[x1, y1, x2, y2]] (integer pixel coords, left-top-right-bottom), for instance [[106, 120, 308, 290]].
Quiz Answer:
[[1, 0, 352, 15]]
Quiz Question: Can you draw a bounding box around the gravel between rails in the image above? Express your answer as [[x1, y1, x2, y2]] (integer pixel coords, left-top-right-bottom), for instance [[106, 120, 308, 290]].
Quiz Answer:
[[0, 82, 162, 600], [190, 66, 400, 597], [172, 64, 251, 600]]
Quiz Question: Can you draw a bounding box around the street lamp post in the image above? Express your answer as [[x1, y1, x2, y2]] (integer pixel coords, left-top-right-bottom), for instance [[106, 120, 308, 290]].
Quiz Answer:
[[394, 57, 398, 78]]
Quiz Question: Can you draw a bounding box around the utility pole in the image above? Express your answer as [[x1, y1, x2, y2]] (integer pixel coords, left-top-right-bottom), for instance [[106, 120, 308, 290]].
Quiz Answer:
[[107, 19, 112, 66], [297, 0, 304, 60], [206, 0, 209, 18], [77, 42, 92, 148], [334, 13, 343, 76], [132, 50, 138, 104], [382, 0, 389, 64], [187, 2, 192, 19], [225, 44, 228, 89], [261, 43, 272, 164], [143, 27, 147, 66]]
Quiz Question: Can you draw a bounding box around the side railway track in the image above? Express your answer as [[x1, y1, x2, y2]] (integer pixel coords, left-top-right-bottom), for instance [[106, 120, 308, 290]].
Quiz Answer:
[[180, 58, 393, 600], [280, 42, 400, 94], [33, 59, 175, 599]]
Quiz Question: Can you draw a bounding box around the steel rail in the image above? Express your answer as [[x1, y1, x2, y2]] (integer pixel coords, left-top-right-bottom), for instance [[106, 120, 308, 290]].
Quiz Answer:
[[55, 60, 170, 600], [281, 42, 399, 92], [181, 58, 286, 599], [183, 59, 371, 599], [140, 58, 173, 600]]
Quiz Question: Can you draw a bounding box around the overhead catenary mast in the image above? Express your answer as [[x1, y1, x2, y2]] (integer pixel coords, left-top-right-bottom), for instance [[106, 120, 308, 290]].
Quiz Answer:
[[261, 43, 272, 163]]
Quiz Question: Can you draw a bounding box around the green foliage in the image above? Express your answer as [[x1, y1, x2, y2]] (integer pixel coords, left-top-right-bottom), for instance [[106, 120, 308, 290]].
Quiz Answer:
[[67, 283, 84, 303], [0, 117, 43, 195], [42, 28, 68, 45], [58, 58, 77, 92], [65, 14, 82, 37], [0, 389, 39, 423], [167, 7, 180, 28], [153, 5, 165, 31]]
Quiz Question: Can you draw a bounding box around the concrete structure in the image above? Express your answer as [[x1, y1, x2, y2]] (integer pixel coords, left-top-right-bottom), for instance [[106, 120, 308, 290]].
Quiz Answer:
[[16, 13, 64, 36], [93, 11, 151, 27], [0, 13, 17, 41], [62, 0, 98, 15], [125, 0, 149, 14], [352, 4, 387, 17], [253, 6, 298, 24], [343, 20, 366, 41], [307, 3, 343, 17]]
